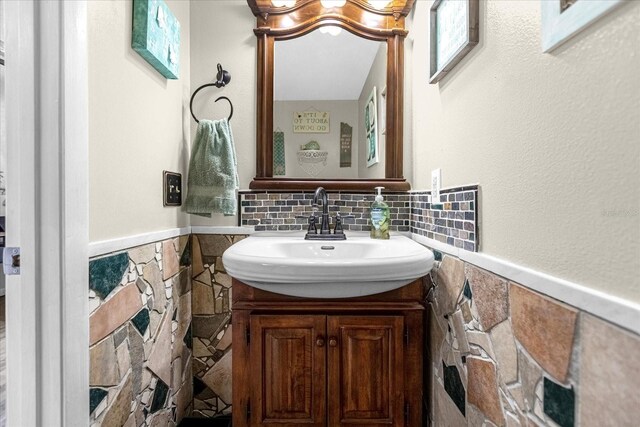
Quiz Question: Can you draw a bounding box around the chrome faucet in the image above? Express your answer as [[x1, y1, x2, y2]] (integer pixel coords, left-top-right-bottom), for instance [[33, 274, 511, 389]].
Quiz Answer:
[[305, 187, 347, 240]]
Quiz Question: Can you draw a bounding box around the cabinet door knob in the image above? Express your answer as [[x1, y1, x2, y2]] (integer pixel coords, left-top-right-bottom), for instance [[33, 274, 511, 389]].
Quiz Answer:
[[316, 337, 325, 347], [329, 337, 338, 347]]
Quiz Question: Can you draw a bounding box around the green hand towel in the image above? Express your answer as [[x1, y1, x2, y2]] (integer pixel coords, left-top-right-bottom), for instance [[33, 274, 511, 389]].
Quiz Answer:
[[185, 118, 239, 217]]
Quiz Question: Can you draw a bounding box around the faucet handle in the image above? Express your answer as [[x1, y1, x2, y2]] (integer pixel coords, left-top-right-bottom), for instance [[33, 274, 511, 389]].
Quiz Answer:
[[307, 214, 318, 234], [334, 214, 344, 235]]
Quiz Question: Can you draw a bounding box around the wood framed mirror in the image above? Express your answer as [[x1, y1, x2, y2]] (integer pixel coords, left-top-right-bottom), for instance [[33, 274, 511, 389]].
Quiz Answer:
[[247, 0, 414, 191]]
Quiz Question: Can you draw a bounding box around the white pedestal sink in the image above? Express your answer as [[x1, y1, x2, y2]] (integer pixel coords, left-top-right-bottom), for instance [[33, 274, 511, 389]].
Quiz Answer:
[[222, 232, 434, 298]]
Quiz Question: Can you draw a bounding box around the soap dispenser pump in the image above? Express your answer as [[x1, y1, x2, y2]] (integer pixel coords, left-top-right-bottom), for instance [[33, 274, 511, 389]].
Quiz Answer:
[[370, 186, 390, 239]]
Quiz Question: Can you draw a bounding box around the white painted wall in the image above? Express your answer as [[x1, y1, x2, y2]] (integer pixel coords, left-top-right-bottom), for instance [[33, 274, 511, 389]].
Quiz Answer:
[[358, 44, 387, 179], [189, 0, 256, 227], [88, 0, 191, 242], [409, 1, 640, 302], [274, 100, 359, 179]]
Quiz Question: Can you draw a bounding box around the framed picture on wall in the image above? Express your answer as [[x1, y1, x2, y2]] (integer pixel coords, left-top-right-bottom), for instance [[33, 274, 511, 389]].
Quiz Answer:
[[365, 87, 379, 168], [541, 0, 625, 52], [429, 0, 479, 84]]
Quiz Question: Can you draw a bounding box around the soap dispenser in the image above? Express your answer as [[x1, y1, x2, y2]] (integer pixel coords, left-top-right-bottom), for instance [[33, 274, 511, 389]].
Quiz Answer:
[[370, 186, 390, 239]]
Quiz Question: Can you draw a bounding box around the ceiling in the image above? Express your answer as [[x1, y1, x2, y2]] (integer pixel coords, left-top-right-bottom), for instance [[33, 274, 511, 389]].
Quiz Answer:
[[274, 28, 384, 101]]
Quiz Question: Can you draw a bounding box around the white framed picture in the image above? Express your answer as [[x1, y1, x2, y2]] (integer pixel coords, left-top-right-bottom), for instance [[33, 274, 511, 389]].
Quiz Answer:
[[365, 87, 379, 168], [380, 86, 387, 136], [541, 0, 625, 52]]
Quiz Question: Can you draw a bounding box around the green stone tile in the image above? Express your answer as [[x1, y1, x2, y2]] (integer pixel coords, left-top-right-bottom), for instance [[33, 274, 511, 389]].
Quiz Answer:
[[89, 388, 108, 414], [89, 252, 129, 299], [543, 377, 575, 427], [131, 308, 150, 336]]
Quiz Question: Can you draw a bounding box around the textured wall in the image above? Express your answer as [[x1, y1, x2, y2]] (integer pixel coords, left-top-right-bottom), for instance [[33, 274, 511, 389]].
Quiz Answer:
[[88, 0, 191, 242], [88, 236, 192, 426], [409, 0, 640, 302], [190, 234, 244, 418], [427, 249, 640, 426], [189, 0, 257, 228]]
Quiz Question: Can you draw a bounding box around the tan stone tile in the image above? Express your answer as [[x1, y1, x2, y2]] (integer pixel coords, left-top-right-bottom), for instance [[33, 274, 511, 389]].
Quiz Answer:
[[90, 335, 120, 386], [174, 382, 193, 423], [467, 357, 505, 426], [173, 292, 192, 360], [192, 235, 205, 277], [162, 240, 180, 280], [435, 256, 465, 316], [172, 268, 191, 297], [193, 282, 215, 315], [215, 325, 233, 351], [466, 265, 508, 331], [433, 379, 466, 427], [461, 300, 473, 323], [201, 350, 233, 404], [451, 309, 470, 354], [116, 341, 131, 381], [510, 283, 577, 382], [146, 308, 173, 386], [194, 338, 213, 358], [517, 349, 541, 412], [580, 314, 640, 427], [466, 404, 486, 426], [198, 234, 233, 257], [214, 272, 232, 288], [429, 304, 446, 369], [101, 373, 132, 427], [490, 320, 518, 385], [467, 331, 496, 360], [90, 283, 143, 345], [195, 270, 212, 287], [128, 243, 157, 265], [143, 261, 166, 314]]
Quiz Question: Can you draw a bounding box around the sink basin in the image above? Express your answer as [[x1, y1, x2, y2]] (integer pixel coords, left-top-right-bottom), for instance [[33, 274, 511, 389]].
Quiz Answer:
[[222, 232, 434, 298]]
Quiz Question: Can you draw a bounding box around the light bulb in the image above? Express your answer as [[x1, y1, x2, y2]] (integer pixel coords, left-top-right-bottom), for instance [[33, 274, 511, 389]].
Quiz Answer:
[[320, 0, 347, 8], [319, 25, 342, 36], [368, 0, 391, 10], [271, 0, 296, 7]]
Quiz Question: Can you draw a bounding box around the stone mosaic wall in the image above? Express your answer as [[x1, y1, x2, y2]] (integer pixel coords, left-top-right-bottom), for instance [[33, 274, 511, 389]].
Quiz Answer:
[[89, 237, 193, 427], [411, 186, 479, 251], [426, 250, 640, 426], [190, 234, 246, 418], [239, 191, 411, 232]]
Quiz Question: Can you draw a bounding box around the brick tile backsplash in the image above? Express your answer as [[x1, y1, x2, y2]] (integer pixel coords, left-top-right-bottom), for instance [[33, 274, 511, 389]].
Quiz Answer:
[[238, 185, 479, 251]]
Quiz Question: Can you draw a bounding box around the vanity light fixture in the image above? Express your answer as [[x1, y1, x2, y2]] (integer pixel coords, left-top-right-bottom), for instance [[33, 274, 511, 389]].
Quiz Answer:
[[319, 25, 342, 36], [368, 0, 391, 9], [271, 0, 296, 7], [320, 0, 347, 8]]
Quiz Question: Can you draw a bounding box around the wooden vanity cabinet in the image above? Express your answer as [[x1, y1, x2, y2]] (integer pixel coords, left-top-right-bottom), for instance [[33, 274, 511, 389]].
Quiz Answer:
[[232, 278, 427, 427]]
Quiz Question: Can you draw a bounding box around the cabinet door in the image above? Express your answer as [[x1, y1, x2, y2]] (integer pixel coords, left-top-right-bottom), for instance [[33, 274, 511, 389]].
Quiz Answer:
[[327, 316, 405, 427], [250, 315, 326, 426]]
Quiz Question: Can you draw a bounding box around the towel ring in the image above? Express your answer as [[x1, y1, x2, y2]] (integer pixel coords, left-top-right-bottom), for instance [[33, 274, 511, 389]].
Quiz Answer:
[[189, 90, 234, 123], [189, 63, 233, 123]]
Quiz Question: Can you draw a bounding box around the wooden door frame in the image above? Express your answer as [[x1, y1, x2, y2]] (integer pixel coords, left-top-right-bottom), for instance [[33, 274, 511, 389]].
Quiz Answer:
[[5, 1, 88, 425]]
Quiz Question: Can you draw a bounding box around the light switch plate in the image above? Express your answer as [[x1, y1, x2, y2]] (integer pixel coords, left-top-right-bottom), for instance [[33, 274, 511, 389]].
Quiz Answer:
[[163, 171, 182, 206], [431, 169, 441, 203]]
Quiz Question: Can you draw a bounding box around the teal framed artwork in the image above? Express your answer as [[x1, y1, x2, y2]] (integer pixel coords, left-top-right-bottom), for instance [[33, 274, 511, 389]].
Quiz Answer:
[[132, 0, 180, 79]]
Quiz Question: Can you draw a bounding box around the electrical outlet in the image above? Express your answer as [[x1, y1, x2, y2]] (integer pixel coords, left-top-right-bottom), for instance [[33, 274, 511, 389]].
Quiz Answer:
[[431, 169, 441, 203], [163, 171, 182, 207]]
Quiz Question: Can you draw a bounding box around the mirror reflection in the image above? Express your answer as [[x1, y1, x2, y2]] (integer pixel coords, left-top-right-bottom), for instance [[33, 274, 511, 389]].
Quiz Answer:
[[273, 28, 387, 180]]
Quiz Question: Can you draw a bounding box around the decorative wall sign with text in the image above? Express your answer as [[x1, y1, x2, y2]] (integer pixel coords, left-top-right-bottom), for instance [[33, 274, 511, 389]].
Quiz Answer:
[[293, 111, 330, 133], [340, 122, 353, 168], [132, 0, 181, 79], [429, 0, 479, 84]]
